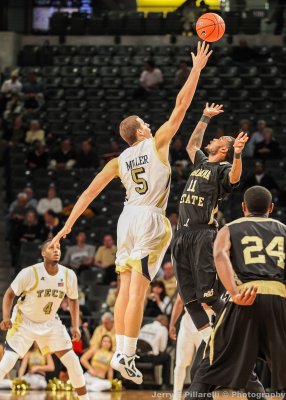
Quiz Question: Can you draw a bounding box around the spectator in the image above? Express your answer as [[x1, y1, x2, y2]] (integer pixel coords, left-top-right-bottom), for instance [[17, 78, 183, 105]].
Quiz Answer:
[[159, 261, 177, 299], [62, 231, 96, 273], [9, 192, 29, 221], [199, 0, 210, 14], [77, 139, 100, 169], [253, 128, 283, 160], [49, 138, 76, 170], [144, 280, 172, 317], [174, 61, 191, 88], [3, 94, 23, 121], [94, 235, 117, 285], [37, 185, 63, 215], [23, 186, 38, 209], [9, 187, 37, 214], [18, 342, 54, 389], [168, 212, 178, 236], [172, 160, 188, 182], [80, 335, 113, 392], [25, 120, 45, 145], [179, 0, 198, 34], [134, 60, 163, 99], [249, 120, 266, 147], [27, 141, 48, 170], [138, 315, 171, 389], [90, 312, 116, 351], [5, 115, 26, 143], [232, 39, 258, 63], [40, 209, 62, 240], [22, 70, 44, 96], [0, 70, 22, 99], [243, 161, 280, 193], [170, 137, 188, 164], [103, 139, 121, 164], [18, 210, 41, 243], [106, 279, 120, 313]]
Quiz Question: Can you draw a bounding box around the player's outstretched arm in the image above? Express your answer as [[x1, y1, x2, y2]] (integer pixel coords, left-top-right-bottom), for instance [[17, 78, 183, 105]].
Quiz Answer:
[[169, 293, 184, 340], [51, 158, 119, 244], [214, 226, 257, 306], [186, 103, 224, 164], [0, 287, 16, 331], [229, 132, 248, 184], [154, 42, 212, 161]]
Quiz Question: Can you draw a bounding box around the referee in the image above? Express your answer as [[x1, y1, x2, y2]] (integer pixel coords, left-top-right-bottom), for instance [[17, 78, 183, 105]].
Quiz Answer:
[[172, 102, 248, 341]]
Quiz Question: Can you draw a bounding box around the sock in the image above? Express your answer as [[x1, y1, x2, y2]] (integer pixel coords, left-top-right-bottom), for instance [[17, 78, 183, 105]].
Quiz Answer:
[[123, 336, 138, 357], [78, 394, 89, 400], [199, 326, 212, 343], [116, 334, 124, 353]]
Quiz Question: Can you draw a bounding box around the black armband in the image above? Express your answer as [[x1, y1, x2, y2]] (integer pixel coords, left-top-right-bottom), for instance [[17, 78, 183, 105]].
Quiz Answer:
[[200, 115, 211, 124], [234, 153, 242, 159]]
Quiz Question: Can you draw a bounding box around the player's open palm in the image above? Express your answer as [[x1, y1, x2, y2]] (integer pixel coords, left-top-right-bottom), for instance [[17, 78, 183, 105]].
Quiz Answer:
[[233, 132, 249, 154], [0, 319, 12, 331], [191, 41, 213, 71], [203, 103, 224, 118], [232, 287, 257, 306]]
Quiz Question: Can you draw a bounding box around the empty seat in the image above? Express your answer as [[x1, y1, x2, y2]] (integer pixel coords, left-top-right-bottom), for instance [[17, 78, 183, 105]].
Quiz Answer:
[[164, 12, 182, 34], [102, 77, 122, 88], [87, 15, 105, 35], [145, 12, 164, 35], [61, 77, 82, 88], [72, 56, 91, 66], [60, 66, 81, 77], [123, 12, 145, 35], [83, 77, 101, 88], [69, 12, 87, 35], [42, 66, 60, 77], [100, 66, 119, 77], [65, 88, 85, 100], [91, 56, 110, 66], [45, 76, 61, 88], [81, 66, 99, 77], [54, 56, 71, 66], [242, 77, 262, 89], [49, 12, 69, 35]]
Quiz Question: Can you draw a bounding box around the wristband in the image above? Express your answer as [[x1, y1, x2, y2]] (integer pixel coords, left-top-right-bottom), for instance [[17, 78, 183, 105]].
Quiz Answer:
[[200, 115, 211, 124], [234, 153, 242, 159]]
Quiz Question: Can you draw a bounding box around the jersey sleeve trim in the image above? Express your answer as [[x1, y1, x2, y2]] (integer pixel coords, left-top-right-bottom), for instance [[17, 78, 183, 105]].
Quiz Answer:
[[151, 137, 170, 169], [227, 216, 285, 226], [29, 266, 39, 292], [65, 267, 69, 293]]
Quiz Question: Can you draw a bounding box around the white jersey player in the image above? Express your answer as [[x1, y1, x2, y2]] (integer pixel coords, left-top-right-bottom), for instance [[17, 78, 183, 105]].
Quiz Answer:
[[52, 41, 212, 383], [0, 240, 89, 400]]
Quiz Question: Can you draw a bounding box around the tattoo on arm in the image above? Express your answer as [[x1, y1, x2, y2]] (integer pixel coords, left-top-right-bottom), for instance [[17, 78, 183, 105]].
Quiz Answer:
[[187, 121, 208, 150]]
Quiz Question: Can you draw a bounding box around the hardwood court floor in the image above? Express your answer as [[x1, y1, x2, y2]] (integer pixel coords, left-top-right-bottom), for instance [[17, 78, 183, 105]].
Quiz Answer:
[[0, 390, 283, 400]]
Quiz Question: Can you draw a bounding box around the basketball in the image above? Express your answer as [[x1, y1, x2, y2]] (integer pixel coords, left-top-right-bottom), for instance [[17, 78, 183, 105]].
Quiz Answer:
[[196, 13, 225, 42]]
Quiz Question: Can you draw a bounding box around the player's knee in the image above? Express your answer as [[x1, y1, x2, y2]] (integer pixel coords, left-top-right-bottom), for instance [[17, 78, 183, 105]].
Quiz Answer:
[[60, 350, 85, 389], [0, 350, 19, 378]]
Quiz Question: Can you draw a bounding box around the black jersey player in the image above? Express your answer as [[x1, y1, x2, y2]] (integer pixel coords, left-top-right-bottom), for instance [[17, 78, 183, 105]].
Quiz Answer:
[[172, 103, 248, 340], [187, 185, 286, 399]]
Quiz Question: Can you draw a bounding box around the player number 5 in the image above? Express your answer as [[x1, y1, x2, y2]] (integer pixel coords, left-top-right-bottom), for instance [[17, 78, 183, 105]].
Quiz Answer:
[[132, 167, 148, 195], [43, 302, 53, 315]]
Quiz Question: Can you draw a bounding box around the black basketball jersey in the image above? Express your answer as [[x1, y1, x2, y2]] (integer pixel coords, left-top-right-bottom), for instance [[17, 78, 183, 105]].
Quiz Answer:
[[178, 150, 234, 228], [228, 217, 286, 284]]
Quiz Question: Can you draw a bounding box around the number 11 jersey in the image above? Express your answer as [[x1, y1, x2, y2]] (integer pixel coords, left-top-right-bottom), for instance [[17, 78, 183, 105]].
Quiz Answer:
[[118, 137, 171, 211]]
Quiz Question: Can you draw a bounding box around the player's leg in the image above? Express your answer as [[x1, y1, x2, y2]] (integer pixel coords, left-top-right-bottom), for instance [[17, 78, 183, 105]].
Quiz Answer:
[[54, 348, 89, 400], [172, 230, 211, 339], [194, 228, 225, 315], [0, 348, 19, 381], [111, 269, 131, 367], [173, 326, 199, 400]]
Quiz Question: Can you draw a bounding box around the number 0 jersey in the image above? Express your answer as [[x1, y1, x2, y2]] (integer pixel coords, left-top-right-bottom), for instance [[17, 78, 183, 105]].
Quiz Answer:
[[227, 217, 286, 284], [11, 263, 78, 323], [118, 137, 171, 210]]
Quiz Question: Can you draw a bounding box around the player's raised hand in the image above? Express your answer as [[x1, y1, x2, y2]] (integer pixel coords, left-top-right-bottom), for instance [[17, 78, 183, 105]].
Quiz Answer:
[[50, 225, 71, 247], [71, 326, 81, 342], [233, 131, 249, 154], [203, 103, 224, 118], [232, 287, 257, 306], [0, 319, 12, 331], [191, 41, 213, 71]]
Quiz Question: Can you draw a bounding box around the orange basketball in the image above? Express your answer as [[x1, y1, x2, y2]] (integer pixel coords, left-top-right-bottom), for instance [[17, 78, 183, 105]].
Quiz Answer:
[[196, 13, 225, 43]]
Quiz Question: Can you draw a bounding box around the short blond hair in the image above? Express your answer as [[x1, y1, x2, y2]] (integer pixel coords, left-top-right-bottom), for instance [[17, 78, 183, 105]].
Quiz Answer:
[[119, 115, 141, 146]]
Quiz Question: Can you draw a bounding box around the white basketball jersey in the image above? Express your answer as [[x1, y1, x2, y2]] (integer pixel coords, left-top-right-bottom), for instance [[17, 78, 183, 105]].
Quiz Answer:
[[118, 137, 171, 210], [11, 263, 78, 323]]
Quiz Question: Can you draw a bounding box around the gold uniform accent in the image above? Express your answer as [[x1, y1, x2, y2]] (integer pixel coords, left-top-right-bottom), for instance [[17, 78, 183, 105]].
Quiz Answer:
[[115, 216, 172, 276], [241, 236, 285, 269], [227, 216, 286, 226], [131, 167, 148, 195], [208, 308, 227, 365], [6, 310, 23, 341], [236, 280, 286, 298]]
